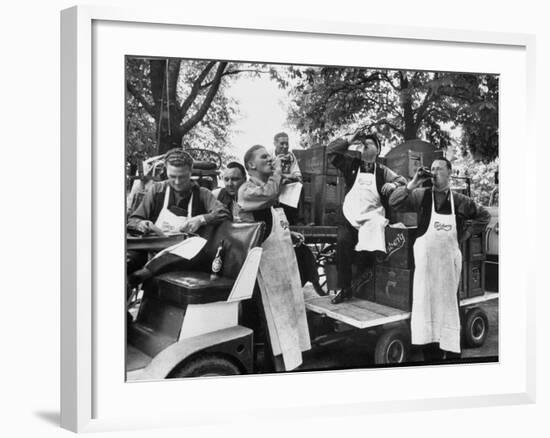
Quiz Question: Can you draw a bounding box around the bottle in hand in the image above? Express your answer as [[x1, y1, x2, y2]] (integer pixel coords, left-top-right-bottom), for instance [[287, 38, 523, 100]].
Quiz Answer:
[[210, 240, 225, 280], [418, 167, 433, 178]]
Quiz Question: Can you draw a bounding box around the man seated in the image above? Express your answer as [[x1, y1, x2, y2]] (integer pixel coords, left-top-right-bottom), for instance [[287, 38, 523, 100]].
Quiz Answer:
[[127, 148, 229, 286], [327, 131, 407, 304], [271, 132, 302, 225], [212, 161, 247, 221]]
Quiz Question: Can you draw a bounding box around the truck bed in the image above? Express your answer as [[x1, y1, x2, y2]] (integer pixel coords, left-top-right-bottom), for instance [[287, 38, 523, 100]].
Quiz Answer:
[[305, 292, 498, 329]]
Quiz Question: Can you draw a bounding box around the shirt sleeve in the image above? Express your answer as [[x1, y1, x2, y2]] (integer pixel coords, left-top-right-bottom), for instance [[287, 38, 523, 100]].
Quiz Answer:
[[237, 174, 282, 212], [389, 186, 425, 212], [127, 182, 162, 226], [199, 188, 230, 224], [456, 194, 492, 225], [327, 137, 351, 171], [382, 165, 407, 186]]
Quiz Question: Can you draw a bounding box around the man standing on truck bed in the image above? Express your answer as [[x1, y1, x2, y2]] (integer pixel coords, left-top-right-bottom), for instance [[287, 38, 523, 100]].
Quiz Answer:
[[389, 158, 491, 361], [272, 132, 302, 225], [328, 131, 407, 304]]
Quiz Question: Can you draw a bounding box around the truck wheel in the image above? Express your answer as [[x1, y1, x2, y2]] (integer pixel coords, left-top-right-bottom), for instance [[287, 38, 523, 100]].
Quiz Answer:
[[374, 328, 409, 365], [169, 355, 241, 378], [463, 307, 489, 348]]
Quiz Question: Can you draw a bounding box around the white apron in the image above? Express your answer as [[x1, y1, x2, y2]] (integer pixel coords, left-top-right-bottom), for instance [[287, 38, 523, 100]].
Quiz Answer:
[[342, 165, 388, 252], [154, 185, 192, 234], [257, 207, 311, 371], [411, 189, 462, 353]]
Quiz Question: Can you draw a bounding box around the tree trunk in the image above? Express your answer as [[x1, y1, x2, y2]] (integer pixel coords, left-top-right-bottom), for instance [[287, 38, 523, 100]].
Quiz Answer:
[[149, 59, 185, 154], [399, 72, 418, 140]]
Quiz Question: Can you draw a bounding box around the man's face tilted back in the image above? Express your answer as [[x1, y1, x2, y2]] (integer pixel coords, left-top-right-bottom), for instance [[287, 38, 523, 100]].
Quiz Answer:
[[430, 159, 452, 191], [166, 163, 193, 194], [222, 167, 246, 197], [248, 147, 274, 178], [359, 138, 379, 163]]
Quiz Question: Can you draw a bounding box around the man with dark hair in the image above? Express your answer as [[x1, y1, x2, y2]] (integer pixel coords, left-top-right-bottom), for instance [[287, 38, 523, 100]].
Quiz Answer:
[[126, 148, 230, 280], [213, 161, 247, 221], [389, 158, 491, 361], [328, 131, 407, 304]]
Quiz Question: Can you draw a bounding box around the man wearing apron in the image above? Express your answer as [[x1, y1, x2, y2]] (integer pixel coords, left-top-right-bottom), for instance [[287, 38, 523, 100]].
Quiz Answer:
[[127, 148, 230, 284], [389, 158, 491, 360], [238, 144, 311, 372], [327, 132, 407, 304]]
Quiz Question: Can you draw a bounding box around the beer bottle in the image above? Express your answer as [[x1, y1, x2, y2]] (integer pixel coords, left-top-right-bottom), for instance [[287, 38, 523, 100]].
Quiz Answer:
[[210, 240, 225, 280]]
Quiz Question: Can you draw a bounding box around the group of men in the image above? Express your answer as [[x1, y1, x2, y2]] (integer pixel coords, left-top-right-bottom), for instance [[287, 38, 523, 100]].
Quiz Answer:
[[127, 128, 490, 365]]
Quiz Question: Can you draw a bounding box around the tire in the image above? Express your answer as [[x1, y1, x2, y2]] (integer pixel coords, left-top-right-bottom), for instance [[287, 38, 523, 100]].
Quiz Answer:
[[463, 307, 489, 348], [169, 355, 241, 378], [312, 243, 337, 296], [374, 327, 410, 365]]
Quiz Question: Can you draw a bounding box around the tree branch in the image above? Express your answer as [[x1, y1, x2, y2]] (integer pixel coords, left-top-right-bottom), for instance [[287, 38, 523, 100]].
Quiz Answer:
[[200, 69, 267, 88], [178, 61, 217, 118], [126, 81, 156, 118], [179, 62, 228, 134], [366, 118, 404, 135]]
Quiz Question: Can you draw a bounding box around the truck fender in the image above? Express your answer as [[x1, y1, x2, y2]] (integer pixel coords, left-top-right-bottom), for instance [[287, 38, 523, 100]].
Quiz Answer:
[[128, 325, 253, 381]]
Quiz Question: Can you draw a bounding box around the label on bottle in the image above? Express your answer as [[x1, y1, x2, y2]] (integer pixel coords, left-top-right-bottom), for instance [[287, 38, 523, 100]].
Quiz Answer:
[[212, 257, 222, 274]]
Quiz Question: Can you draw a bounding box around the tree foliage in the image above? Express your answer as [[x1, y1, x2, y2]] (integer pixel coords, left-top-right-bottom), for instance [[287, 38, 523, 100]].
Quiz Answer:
[[276, 67, 499, 162], [126, 57, 261, 158]]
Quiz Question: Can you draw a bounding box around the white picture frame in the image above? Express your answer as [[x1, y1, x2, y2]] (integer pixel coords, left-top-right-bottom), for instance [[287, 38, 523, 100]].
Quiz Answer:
[[60, 5, 536, 433]]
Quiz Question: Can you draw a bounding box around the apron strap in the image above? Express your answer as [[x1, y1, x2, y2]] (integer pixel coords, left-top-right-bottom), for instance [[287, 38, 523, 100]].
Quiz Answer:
[[449, 188, 455, 215], [162, 184, 171, 210], [431, 188, 455, 215], [187, 193, 193, 219]]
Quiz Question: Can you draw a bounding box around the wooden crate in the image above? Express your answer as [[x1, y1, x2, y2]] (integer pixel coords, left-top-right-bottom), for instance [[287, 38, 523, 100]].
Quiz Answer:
[[374, 265, 414, 311], [459, 260, 485, 298], [461, 222, 487, 261], [293, 146, 339, 176], [351, 254, 375, 301], [389, 211, 418, 227], [377, 226, 416, 269]]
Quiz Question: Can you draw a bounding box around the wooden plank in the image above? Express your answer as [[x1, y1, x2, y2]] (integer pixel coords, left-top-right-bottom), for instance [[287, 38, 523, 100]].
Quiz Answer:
[[351, 299, 406, 318], [305, 296, 410, 329], [459, 292, 498, 307]]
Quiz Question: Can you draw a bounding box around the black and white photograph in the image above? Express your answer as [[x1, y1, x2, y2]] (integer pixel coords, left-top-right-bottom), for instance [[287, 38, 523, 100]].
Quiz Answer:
[[124, 56, 499, 381]]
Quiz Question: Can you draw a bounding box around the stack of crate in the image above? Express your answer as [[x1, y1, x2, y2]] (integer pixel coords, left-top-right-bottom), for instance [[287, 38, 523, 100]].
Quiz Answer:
[[373, 225, 417, 311], [459, 221, 487, 299], [293, 146, 345, 225]]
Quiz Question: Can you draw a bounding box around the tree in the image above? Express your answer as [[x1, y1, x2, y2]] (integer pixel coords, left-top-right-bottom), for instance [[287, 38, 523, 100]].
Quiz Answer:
[[126, 58, 258, 156], [277, 67, 498, 161]]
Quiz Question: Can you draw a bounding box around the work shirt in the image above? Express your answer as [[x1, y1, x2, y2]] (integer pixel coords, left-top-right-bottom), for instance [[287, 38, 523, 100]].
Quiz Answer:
[[237, 173, 283, 235], [327, 137, 407, 214], [389, 186, 491, 242], [213, 187, 241, 221], [128, 180, 228, 227]]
